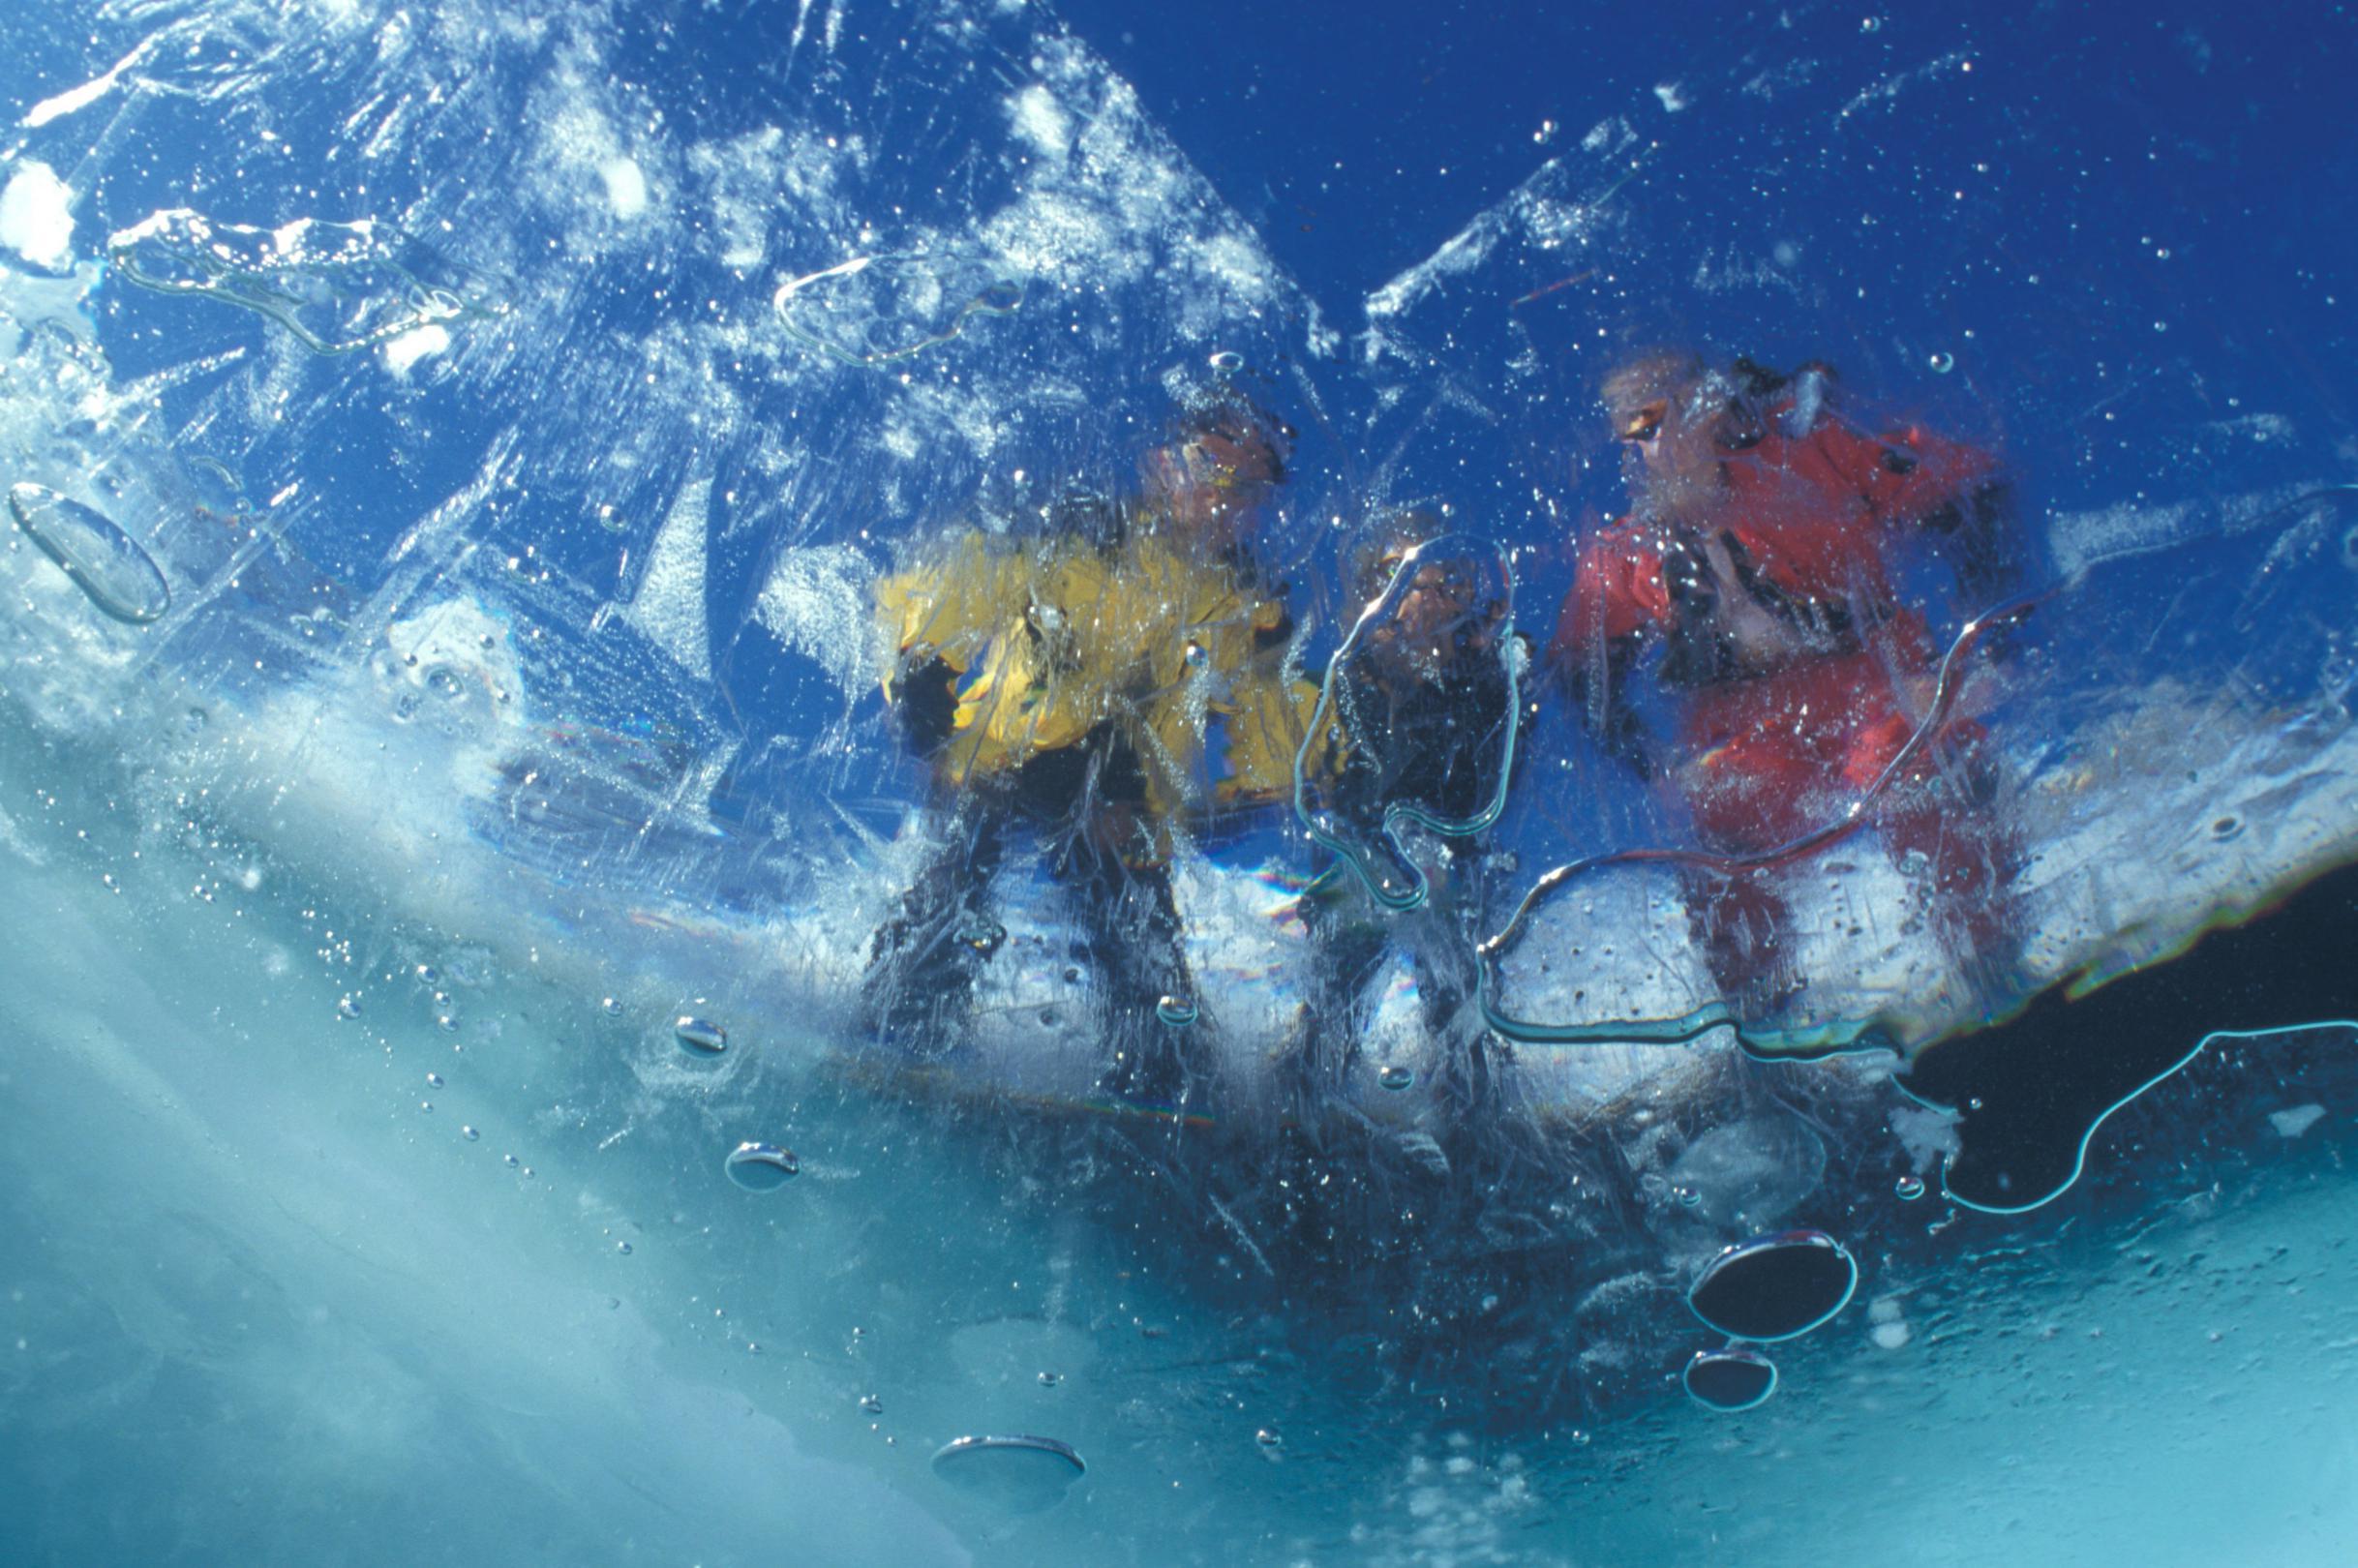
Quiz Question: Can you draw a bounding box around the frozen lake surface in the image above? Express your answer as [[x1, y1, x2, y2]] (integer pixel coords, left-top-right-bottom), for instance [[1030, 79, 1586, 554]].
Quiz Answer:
[[4, 0, 2357, 1561]]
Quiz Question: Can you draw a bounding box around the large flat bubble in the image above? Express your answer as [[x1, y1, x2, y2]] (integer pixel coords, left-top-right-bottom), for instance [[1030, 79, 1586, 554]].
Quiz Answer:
[[7, 483, 169, 625], [2, 0, 2355, 1560]]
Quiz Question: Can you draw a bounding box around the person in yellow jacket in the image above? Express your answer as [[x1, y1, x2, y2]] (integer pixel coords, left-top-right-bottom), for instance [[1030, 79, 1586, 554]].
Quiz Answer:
[[862, 394, 1330, 1104]]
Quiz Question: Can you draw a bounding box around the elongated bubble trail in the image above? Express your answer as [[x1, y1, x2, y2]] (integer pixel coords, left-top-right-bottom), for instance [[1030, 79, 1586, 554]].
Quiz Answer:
[[8, 484, 169, 625]]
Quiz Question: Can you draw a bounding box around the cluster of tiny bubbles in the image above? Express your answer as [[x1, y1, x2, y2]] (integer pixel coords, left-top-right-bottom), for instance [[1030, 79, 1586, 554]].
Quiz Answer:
[[1927, 350, 1956, 374], [674, 1015, 728, 1056], [724, 1142, 801, 1191], [1155, 994, 1199, 1028], [1377, 1065, 1416, 1092], [1206, 349, 1244, 374], [1894, 1173, 1927, 1201]]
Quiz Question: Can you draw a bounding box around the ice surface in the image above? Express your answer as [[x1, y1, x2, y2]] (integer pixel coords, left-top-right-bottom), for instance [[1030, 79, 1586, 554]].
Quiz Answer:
[[2, 0, 2356, 1561]]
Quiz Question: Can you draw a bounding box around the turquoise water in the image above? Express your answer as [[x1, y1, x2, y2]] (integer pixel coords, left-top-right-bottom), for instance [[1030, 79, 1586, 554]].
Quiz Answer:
[[4, 1, 2356, 1561]]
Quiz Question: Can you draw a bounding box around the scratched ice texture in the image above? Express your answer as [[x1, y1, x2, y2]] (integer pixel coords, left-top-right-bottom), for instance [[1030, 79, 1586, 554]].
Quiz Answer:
[[2, 2, 2355, 1563]]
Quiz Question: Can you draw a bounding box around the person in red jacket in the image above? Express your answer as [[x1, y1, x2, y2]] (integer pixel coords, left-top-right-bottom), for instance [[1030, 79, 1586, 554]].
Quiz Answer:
[[1551, 351, 2023, 1027]]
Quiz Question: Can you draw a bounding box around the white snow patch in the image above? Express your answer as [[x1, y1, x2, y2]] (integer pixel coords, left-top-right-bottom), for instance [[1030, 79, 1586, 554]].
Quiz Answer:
[[2271, 1103, 2328, 1140], [1890, 1102, 1961, 1171], [622, 478, 712, 680], [753, 544, 876, 694], [2048, 483, 2317, 581], [1009, 84, 1072, 160], [382, 322, 451, 377], [1871, 1320, 1914, 1351], [23, 40, 152, 128], [0, 163, 76, 272], [599, 158, 650, 219], [1653, 82, 1689, 112]]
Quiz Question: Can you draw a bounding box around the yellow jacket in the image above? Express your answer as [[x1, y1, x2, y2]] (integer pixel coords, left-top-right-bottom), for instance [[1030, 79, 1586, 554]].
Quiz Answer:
[[875, 528, 1334, 833]]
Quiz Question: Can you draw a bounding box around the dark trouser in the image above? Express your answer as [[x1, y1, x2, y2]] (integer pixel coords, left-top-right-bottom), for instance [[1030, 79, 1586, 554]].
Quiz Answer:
[[1288, 847, 1495, 1113], [860, 729, 1207, 1105], [1682, 760, 2023, 1029]]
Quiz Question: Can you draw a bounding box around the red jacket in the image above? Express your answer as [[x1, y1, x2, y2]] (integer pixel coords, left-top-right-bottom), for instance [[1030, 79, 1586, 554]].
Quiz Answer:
[[1556, 409, 2001, 853]]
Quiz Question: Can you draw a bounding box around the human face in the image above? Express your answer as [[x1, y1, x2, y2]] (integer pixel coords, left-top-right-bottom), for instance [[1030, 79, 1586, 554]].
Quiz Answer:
[[1145, 425, 1285, 545], [1614, 378, 1727, 498]]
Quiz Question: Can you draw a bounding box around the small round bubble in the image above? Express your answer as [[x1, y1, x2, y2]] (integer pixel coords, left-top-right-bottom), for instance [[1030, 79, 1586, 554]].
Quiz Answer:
[[1927, 350, 1955, 374], [725, 1141, 801, 1191], [1377, 1065, 1415, 1091], [1155, 994, 1198, 1027], [1894, 1173, 1926, 1201], [674, 1015, 728, 1055]]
